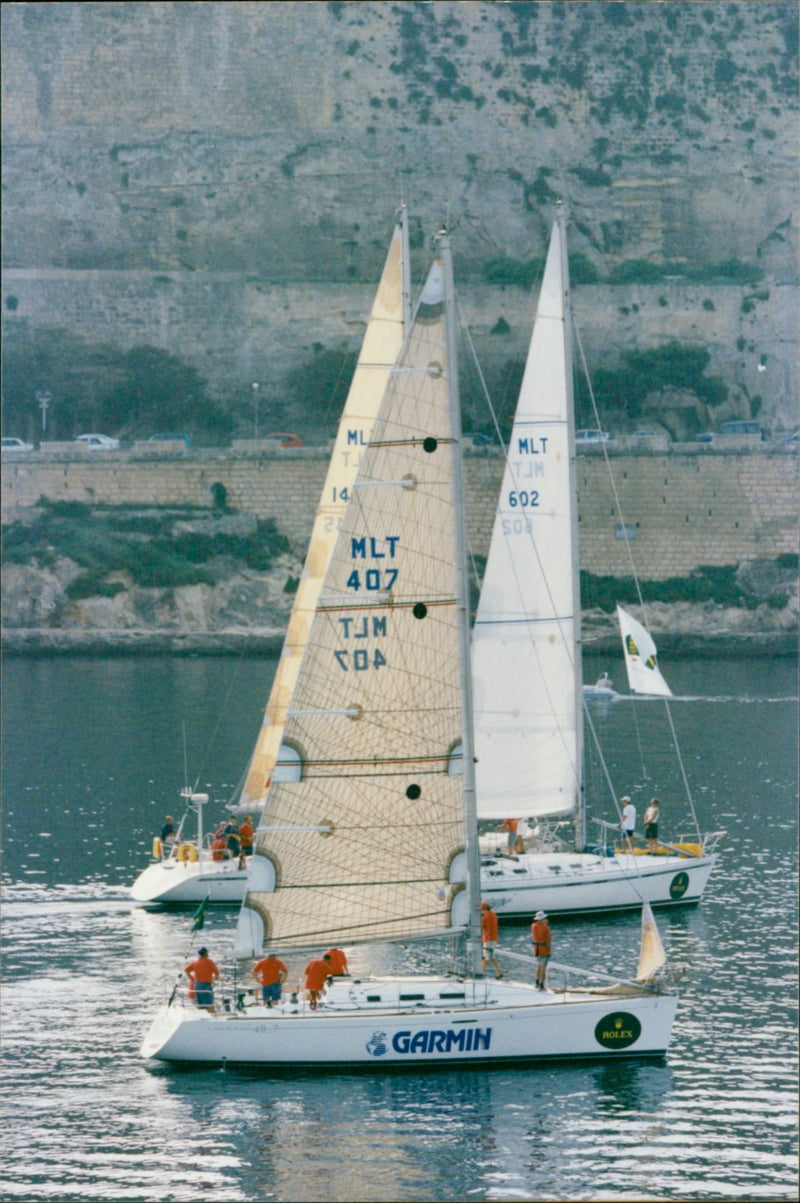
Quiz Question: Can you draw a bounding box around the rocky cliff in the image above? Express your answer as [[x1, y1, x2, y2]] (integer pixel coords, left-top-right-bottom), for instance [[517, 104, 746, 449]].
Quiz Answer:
[[1, 1, 798, 439]]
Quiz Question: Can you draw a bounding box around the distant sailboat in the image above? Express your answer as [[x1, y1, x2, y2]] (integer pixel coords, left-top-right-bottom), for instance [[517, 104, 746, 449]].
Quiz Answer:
[[142, 226, 677, 1069], [472, 206, 722, 917], [131, 208, 411, 907], [617, 605, 673, 697]]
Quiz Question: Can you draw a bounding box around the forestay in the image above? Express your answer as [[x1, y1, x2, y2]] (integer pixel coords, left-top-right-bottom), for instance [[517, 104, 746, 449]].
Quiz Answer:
[[239, 259, 469, 951], [472, 217, 582, 822]]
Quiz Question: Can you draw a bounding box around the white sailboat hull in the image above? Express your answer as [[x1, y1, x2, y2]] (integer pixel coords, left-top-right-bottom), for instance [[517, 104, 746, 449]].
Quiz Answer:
[[481, 850, 717, 916], [131, 850, 715, 912], [141, 976, 677, 1066], [130, 858, 248, 906]]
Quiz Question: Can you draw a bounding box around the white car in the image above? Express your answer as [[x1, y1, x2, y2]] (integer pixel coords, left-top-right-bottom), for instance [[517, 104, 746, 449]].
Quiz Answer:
[[1, 437, 34, 452], [575, 429, 611, 446], [74, 433, 120, 450]]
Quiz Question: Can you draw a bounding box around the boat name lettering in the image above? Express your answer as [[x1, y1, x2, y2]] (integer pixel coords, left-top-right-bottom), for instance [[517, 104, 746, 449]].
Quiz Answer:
[[593, 1011, 642, 1050], [517, 436, 548, 455], [389, 1027, 492, 1055], [508, 490, 539, 509], [351, 536, 401, 559], [338, 616, 388, 638], [346, 429, 369, 446]]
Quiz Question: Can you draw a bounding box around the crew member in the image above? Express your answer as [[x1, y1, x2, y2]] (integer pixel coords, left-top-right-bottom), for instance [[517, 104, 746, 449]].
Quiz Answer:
[[324, 948, 349, 976], [530, 910, 551, 990], [185, 946, 220, 1013], [304, 954, 332, 1010], [252, 952, 288, 1007], [480, 901, 502, 979]]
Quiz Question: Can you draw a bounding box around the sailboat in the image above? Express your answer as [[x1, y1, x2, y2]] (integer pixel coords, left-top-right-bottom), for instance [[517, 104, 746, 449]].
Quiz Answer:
[[130, 208, 411, 907], [472, 207, 722, 917], [141, 226, 677, 1067]]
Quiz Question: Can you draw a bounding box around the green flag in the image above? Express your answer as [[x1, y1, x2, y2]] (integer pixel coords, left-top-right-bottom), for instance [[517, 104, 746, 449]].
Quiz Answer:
[[191, 895, 209, 932]]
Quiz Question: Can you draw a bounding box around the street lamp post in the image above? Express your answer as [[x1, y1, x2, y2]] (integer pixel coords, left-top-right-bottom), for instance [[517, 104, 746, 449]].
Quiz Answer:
[[36, 391, 52, 436], [252, 382, 260, 440]]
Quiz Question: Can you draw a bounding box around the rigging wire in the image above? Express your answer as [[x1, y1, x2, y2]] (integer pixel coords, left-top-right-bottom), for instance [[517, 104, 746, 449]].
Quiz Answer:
[[572, 319, 702, 842]]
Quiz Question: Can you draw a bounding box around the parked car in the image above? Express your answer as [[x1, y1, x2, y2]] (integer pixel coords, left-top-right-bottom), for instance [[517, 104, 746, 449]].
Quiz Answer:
[[720, 420, 762, 438], [148, 432, 190, 447], [1, 437, 34, 452], [695, 432, 715, 444], [462, 432, 494, 454], [262, 432, 303, 448], [74, 433, 120, 450], [575, 429, 611, 446]]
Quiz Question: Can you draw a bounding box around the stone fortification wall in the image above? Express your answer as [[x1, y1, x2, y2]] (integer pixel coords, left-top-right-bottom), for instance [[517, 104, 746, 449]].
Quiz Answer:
[[3, 448, 797, 578], [1, 1, 798, 435]]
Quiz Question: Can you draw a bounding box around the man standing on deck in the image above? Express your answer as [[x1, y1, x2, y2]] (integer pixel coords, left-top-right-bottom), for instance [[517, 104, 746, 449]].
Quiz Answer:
[[620, 796, 637, 852], [531, 911, 551, 990], [480, 901, 503, 979], [185, 947, 220, 1013]]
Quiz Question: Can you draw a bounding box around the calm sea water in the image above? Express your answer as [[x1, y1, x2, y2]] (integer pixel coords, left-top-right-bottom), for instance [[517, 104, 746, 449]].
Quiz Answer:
[[1, 653, 797, 1202]]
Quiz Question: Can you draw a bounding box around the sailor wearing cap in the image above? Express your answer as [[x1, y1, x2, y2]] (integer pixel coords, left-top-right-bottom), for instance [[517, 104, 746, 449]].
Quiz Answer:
[[530, 911, 551, 990], [620, 795, 636, 852]]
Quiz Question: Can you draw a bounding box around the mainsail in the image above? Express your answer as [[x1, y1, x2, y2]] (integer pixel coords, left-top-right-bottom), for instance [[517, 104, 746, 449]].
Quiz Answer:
[[617, 605, 673, 697], [238, 256, 470, 953], [472, 215, 582, 826], [237, 214, 409, 817]]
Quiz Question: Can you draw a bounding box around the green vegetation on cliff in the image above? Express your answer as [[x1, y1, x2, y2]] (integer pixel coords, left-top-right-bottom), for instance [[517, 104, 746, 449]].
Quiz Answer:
[[2, 501, 291, 595]]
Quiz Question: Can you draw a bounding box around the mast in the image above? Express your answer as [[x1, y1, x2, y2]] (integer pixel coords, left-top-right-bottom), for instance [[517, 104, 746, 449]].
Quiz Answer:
[[557, 203, 586, 852], [438, 227, 482, 974]]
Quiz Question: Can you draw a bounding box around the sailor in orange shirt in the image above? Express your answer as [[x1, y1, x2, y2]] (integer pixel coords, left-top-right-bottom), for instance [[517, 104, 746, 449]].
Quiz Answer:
[[530, 910, 551, 990], [238, 815, 255, 857], [323, 947, 349, 976], [185, 946, 220, 1013], [252, 952, 288, 1007], [304, 954, 332, 1009], [210, 834, 228, 862], [480, 901, 503, 979]]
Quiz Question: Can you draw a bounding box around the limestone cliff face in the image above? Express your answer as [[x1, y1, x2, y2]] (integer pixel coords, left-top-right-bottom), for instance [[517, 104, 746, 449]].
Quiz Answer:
[[1, 1, 798, 430]]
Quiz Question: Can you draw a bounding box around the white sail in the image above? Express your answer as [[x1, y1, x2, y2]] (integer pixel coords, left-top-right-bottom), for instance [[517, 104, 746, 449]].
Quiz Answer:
[[472, 216, 581, 822], [237, 215, 409, 817], [239, 257, 470, 952], [635, 900, 667, 981], [617, 605, 673, 697]]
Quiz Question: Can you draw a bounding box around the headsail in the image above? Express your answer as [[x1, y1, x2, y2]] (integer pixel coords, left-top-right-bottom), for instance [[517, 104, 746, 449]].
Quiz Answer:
[[472, 213, 582, 824], [238, 254, 470, 953], [237, 213, 409, 818], [617, 605, 673, 697], [635, 900, 667, 981]]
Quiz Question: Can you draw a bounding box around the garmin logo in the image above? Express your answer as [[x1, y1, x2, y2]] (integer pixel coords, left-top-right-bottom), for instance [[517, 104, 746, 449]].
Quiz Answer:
[[594, 1011, 642, 1050], [370, 1027, 492, 1056]]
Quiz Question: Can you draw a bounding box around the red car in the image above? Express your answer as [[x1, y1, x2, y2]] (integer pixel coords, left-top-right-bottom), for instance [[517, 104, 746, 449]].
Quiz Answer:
[[262, 432, 303, 448]]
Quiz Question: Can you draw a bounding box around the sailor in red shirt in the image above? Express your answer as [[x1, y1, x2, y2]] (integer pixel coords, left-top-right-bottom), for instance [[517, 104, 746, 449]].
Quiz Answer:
[[530, 910, 551, 990], [323, 948, 349, 976], [238, 816, 255, 857], [185, 947, 220, 1012], [304, 954, 332, 1009], [480, 901, 503, 979], [211, 834, 228, 862], [252, 952, 288, 1007], [501, 817, 520, 854]]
